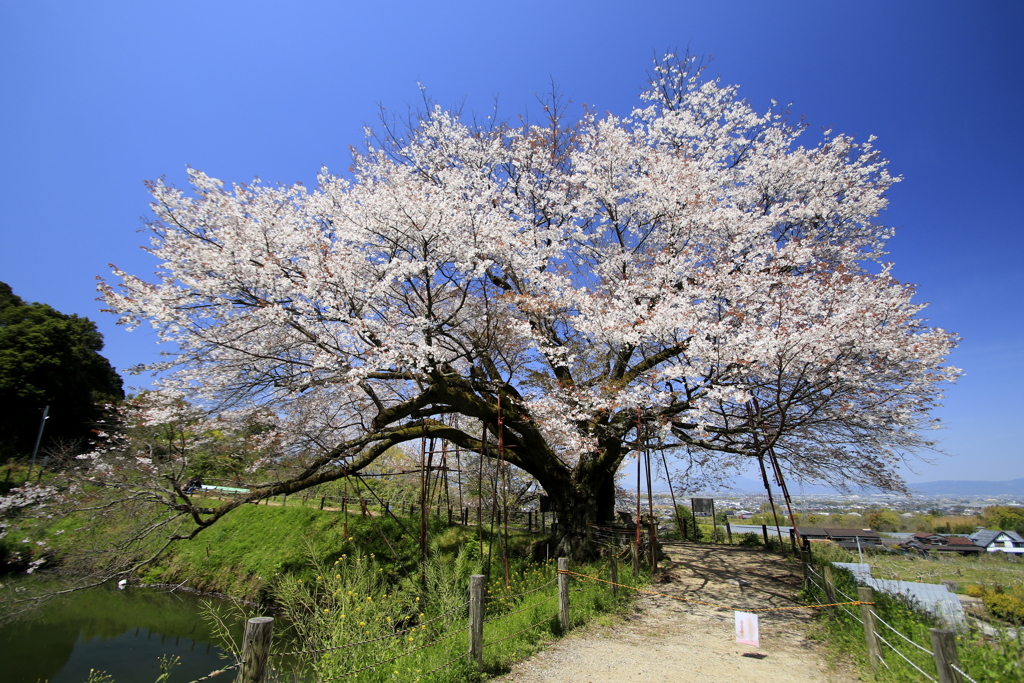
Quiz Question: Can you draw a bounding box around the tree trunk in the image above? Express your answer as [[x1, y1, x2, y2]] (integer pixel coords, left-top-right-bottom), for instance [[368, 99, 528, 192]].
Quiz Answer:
[[542, 454, 619, 561]]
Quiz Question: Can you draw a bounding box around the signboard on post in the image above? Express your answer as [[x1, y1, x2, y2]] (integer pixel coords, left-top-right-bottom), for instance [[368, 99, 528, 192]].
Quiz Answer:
[[735, 611, 760, 647], [691, 497, 718, 542], [691, 498, 714, 515]]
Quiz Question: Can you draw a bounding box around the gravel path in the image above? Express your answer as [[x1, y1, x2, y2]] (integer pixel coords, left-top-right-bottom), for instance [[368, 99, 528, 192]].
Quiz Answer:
[[493, 543, 857, 683]]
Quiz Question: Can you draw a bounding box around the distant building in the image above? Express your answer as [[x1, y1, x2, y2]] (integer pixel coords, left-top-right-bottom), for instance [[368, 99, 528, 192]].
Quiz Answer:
[[968, 529, 1024, 554], [796, 527, 829, 541], [902, 532, 984, 556], [822, 528, 883, 548], [795, 527, 882, 548]]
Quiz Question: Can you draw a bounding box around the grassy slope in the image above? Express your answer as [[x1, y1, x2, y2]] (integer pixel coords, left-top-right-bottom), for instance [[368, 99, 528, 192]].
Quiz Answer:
[[138, 504, 539, 600]]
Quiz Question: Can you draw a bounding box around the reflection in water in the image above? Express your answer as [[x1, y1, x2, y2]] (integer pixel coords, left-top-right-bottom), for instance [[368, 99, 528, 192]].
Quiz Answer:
[[0, 584, 240, 683]]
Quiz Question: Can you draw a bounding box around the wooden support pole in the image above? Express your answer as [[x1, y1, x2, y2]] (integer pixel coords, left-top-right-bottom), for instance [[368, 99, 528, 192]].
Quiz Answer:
[[762, 524, 769, 549], [681, 516, 687, 541], [858, 587, 882, 669], [319, 497, 325, 511], [630, 541, 640, 577], [609, 555, 618, 598], [822, 565, 837, 604], [557, 557, 570, 632], [648, 520, 658, 571], [236, 617, 273, 683], [800, 548, 812, 588], [725, 521, 733, 545], [930, 628, 963, 683], [468, 574, 484, 671]]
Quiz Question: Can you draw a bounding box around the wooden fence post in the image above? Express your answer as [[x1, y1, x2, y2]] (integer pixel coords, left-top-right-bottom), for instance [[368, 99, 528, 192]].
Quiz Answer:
[[236, 616, 273, 683], [468, 574, 484, 671], [800, 548, 812, 587], [822, 565, 837, 604], [858, 587, 882, 669], [630, 541, 640, 577], [319, 497, 325, 511], [557, 557, 570, 632], [681, 516, 687, 541], [930, 628, 963, 683], [609, 554, 618, 598], [725, 521, 733, 544], [761, 524, 769, 549]]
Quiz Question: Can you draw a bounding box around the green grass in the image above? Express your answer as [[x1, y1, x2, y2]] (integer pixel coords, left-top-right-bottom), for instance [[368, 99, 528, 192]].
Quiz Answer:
[[137, 503, 551, 601], [263, 547, 645, 683], [867, 550, 1024, 598], [805, 544, 1024, 682]]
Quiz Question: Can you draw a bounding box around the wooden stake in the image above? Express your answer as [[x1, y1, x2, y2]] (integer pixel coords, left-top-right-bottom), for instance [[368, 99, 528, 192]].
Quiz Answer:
[[557, 557, 570, 632], [822, 565, 837, 604], [609, 554, 618, 598], [468, 575, 484, 671], [237, 617, 273, 683], [930, 628, 963, 683], [858, 587, 882, 669]]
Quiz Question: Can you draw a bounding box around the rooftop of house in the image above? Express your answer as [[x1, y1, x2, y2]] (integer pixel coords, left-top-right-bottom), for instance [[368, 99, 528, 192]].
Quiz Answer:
[[969, 529, 1024, 546], [796, 527, 828, 537], [823, 528, 882, 538], [945, 537, 981, 547]]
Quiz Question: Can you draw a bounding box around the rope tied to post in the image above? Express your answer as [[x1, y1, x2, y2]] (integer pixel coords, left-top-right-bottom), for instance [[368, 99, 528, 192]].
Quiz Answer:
[[556, 568, 873, 613]]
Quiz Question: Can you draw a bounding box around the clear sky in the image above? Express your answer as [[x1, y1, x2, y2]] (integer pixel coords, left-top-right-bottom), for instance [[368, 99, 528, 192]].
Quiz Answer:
[[1, 1, 1021, 483]]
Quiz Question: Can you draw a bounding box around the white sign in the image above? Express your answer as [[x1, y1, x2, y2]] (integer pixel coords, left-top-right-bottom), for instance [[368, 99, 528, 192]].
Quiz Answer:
[[735, 611, 760, 648]]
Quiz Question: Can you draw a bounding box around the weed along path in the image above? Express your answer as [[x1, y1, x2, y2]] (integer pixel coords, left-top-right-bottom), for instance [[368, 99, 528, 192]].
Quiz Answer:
[[495, 543, 856, 683]]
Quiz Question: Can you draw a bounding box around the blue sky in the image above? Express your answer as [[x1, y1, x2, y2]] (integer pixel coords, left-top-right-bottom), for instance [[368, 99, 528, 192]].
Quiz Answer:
[[1, 1, 1021, 483]]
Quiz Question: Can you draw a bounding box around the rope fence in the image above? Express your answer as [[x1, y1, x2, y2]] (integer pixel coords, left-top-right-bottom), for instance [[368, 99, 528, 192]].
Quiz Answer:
[[802, 557, 981, 683], [556, 568, 871, 614], [218, 567, 569, 682], [268, 600, 470, 658], [182, 662, 239, 683], [485, 578, 557, 601], [484, 594, 557, 624], [951, 663, 980, 683], [874, 630, 938, 682], [187, 554, 988, 683]]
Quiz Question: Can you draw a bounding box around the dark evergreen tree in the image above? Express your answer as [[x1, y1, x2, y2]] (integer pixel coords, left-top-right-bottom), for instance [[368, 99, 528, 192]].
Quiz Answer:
[[0, 282, 124, 458]]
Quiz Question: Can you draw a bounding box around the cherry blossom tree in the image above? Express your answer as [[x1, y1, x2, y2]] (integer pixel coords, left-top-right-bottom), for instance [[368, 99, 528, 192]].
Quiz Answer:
[[97, 55, 958, 558]]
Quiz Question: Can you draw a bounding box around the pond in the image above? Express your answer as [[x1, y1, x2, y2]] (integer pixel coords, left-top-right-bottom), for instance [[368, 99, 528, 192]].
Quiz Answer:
[[0, 583, 255, 683]]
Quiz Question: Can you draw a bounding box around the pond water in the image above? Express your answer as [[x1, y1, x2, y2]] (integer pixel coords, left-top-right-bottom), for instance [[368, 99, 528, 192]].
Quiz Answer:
[[0, 583, 251, 683]]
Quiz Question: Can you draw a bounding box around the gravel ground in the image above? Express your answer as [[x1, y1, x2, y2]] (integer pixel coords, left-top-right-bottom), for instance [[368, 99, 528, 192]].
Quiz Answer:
[[492, 542, 858, 683]]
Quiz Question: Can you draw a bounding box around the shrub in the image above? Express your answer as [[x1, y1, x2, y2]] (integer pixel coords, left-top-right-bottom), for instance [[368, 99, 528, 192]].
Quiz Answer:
[[809, 541, 855, 565], [983, 593, 1024, 623], [737, 533, 761, 547], [966, 584, 986, 598]]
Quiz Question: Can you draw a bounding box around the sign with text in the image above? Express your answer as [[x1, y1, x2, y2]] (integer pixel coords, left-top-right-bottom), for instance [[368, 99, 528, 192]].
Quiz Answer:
[[734, 611, 760, 648]]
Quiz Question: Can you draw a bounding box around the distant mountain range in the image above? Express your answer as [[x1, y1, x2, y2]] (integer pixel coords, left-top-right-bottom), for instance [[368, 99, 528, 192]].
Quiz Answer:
[[677, 476, 1024, 497], [908, 478, 1024, 497]]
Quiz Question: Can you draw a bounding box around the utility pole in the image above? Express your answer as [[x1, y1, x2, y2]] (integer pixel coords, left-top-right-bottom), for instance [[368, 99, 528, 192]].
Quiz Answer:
[[26, 404, 49, 482]]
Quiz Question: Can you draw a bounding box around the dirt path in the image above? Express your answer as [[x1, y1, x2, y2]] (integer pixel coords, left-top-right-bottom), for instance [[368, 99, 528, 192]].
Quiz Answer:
[[494, 543, 857, 683]]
